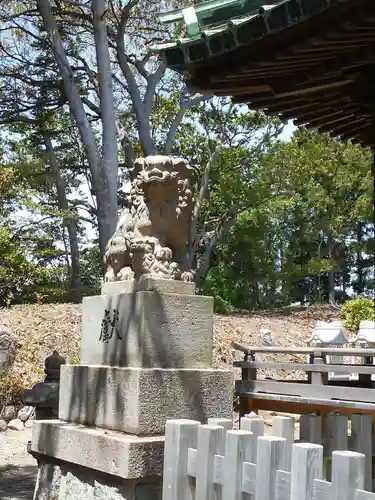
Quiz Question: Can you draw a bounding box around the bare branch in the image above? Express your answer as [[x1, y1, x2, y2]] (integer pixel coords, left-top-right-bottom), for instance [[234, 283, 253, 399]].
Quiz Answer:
[[144, 61, 166, 112], [81, 97, 100, 117], [37, 0, 100, 179], [113, 1, 155, 154], [164, 93, 212, 154]]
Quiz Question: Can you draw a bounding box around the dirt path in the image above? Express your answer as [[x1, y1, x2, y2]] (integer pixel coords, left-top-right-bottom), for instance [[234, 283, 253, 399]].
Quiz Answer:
[[0, 428, 37, 500]]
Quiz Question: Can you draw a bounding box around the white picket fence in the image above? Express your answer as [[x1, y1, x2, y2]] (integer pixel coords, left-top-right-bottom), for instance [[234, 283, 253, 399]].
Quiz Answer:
[[162, 415, 375, 500]]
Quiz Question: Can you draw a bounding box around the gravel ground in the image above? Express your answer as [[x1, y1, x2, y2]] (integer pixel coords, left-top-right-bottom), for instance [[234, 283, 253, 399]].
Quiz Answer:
[[0, 428, 37, 500]]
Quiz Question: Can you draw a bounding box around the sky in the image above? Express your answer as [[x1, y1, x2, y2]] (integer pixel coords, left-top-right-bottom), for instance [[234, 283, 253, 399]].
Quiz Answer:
[[279, 121, 296, 142]]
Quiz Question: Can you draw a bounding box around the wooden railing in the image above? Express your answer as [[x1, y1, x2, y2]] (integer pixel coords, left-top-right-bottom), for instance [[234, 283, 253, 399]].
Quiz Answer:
[[232, 342, 375, 413], [162, 415, 375, 499]]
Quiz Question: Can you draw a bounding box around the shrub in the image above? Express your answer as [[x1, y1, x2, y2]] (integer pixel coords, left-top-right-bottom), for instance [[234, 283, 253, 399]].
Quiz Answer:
[[214, 295, 234, 315], [69, 352, 80, 365], [341, 297, 375, 332], [0, 369, 30, 410]]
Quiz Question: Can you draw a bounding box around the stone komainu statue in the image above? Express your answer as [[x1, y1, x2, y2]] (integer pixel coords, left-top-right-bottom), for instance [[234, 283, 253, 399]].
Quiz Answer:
[[104, 156, 195, 283], [0, 322, 16, 376]]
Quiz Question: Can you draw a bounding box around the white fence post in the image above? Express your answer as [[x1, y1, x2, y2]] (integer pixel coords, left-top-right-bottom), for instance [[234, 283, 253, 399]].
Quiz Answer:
[[163, 419, 199, 500], [255, 436, 287, 500], [351, 415, 373, 492], [331, 451, 365, 500], [207, 417, 233, 432], [222, 430, 254, 500], [272, 416, 295, 471], [290, 443, 323, 500], [196, 424, 226, 500], [326, 414, 348, 455], [300, 415, 322, 445], [162, 417, 375, 500], [240, 416, 265, 462]]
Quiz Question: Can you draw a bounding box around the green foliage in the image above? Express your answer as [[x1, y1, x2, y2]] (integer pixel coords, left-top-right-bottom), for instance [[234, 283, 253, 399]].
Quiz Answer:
[[0, 0, 373, 310], [79, 246, 102, 296], [213, 296, 235, 315], [341, 297, 375, 332], [69, 353, 80, 365], [204, 127, 374, 309], [0, 226, 70, 306]]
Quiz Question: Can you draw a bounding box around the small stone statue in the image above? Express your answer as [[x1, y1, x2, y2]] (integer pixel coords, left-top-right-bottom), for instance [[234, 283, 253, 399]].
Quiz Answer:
[[104, 155, 195, 283], [0, 321, 16, 376], [44, 350, 66, 382], [21, 351, 66, 420]]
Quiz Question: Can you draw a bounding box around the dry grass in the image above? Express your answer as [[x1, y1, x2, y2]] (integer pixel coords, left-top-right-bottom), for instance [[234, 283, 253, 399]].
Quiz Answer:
[[0, 304, 81, 408], [214, 306, 341, 379], [0, 303, 340, 407]]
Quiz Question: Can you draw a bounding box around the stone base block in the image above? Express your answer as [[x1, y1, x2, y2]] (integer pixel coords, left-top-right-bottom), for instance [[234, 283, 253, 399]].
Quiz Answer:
[[31, 420, 165, 479], [80, 291, 213, 368], [59, 366, 233, 435], [101, 277, 195, 296], [33, 461, 161, 500], [58, 471, 161, 500]]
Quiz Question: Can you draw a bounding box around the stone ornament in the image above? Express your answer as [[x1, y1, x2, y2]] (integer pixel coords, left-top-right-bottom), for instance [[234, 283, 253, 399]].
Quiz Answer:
[[352, 320, 375, 348], [0, 322, 16, 375], [44, 350, 66, 382], [306, 320, 350, 381], [307, 320, 348, 346], [104, 155, 195, 283]]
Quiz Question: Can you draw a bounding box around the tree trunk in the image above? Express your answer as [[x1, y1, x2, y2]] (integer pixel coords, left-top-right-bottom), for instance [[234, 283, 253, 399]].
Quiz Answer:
[[194, 233, 215, 287], [37, 0, 116, 255], [327, 229, 335, 304], [356, 221, 365, 294], [43, 133, 82, 301], [92, 0, 119, 245]]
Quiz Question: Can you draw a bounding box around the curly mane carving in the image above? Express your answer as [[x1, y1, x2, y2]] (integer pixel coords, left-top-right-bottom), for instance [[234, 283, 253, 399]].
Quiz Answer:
[[104, 156, 195, 283]]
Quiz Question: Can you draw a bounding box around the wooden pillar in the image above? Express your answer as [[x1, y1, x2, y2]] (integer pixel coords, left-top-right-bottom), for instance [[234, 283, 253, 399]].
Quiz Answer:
[[239, 353, 257, 417]]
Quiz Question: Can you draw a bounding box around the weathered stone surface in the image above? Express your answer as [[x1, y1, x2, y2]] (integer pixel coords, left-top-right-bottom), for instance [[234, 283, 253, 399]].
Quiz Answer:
[[59, 474, 162, 500], [59, 366, 233, 435], [33, 463, 61, 500], [18, 405, 34, 422], [104, 156, 195, 284], [32, 459, 162, 500], [8, 418, 24, 431], [0, 322, 16, 375], [101, 277, 195, 296], [80, 292, 213, 369], [59, 471, 93, 499], [31, 421, 165, 479], [0, 405, 17, 422], [0, 419, 7, 432]]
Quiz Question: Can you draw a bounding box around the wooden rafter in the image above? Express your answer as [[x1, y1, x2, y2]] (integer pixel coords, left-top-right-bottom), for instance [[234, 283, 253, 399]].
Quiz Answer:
[[157, 0, 375, 146]]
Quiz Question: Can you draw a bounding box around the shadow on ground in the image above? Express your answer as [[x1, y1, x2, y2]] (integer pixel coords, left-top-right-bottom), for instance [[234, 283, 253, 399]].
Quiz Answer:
[[0, 465, 37, 500]]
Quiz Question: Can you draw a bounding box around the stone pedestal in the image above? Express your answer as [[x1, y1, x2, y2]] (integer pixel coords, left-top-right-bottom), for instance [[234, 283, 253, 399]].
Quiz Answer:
[[80, 291, 213, 368], [30, 278, 233, 499], [58, 366, 232, 434]]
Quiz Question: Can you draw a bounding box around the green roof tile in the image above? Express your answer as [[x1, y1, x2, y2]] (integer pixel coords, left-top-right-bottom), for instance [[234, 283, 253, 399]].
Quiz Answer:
[[152, 0, 350, 70]]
